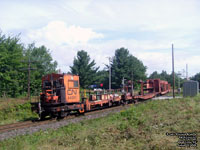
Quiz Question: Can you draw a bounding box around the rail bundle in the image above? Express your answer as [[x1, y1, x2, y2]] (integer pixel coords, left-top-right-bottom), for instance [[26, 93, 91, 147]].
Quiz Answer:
[[31, 73, 170, 119]]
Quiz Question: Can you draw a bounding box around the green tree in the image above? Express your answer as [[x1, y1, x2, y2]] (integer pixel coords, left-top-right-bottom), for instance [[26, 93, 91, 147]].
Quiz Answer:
[[191, 72, 200, 88], [149, 70, 183, 88], [70, 50, 99, 88], [111, 47, 147, 88], [0, 32, 57, 97], [149, 71, 161, 79], [149, 70, 169, 81], [95, 70, 109, 89], [23, 43, 58, 95], [0, 33, 25, 97]]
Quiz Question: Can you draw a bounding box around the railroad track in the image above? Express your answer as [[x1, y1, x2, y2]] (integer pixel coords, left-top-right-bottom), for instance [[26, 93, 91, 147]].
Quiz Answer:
[[1, 96, 171, 142], [0, 119, 56, 133], [0, 103, 135, 134], [0, 96, 162, 135], [0, 121, 33, 133]]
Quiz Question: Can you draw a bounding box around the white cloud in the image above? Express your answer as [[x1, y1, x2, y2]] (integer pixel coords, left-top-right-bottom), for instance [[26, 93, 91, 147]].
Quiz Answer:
[[27, 21, 103, 45], [24, 21, 104, 73], [25, 26, 200, 77], [59, 0, 200, 33], [1, 0, 200, 78]]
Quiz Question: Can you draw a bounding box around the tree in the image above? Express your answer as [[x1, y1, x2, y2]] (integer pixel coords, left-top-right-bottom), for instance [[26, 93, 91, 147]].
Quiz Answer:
[[191, 72, 200, 88], [0, 32, 57, 97], [23, 43, 58, 95], [0, 33, 25, 97], [149, 71, 161, 79], [149, 70, 169, 81], [149, 70, 184, 88], [70, 50, 99, 88], [95, 70, 109, 89], [111, 47, 147, 88]]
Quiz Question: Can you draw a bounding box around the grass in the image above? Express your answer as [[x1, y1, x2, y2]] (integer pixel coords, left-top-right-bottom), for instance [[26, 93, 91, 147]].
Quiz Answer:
[[165, 91, 183, 97], [0, 98, 38, 125], [1, 94, 200, 149]]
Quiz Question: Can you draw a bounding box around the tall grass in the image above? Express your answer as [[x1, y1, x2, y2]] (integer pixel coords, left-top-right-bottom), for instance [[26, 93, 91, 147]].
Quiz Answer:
[[0, 101, 37, 125], [0, 95, 200, 149]]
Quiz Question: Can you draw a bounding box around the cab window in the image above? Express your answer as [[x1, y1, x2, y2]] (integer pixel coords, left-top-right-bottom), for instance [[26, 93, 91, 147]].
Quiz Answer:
[[69, 80, 79, 88]]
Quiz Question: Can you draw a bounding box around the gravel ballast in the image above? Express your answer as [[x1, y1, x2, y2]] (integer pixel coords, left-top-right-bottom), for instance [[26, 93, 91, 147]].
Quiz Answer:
[[0, 105, 130, 141]]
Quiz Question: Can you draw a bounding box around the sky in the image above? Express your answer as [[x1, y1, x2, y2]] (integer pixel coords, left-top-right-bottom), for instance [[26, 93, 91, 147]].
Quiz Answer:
[[0, 0, 200, 77]]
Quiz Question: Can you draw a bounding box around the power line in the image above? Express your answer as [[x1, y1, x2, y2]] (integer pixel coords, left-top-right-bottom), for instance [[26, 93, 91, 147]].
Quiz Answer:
[[186, 64, 188, 80], [21, 57, 37, 100], [172, 44, 175, 98], [107, 57, 112, 91]]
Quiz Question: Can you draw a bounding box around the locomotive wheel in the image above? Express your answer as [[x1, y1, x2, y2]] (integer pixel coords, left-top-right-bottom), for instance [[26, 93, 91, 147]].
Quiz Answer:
[[78, 109, 85, 114], [78, 109, 85, 116], [40, 112, 47, 120], [121, 100, 128, 105], [109, 101, 113, 107], [57, 111, 65, 119]]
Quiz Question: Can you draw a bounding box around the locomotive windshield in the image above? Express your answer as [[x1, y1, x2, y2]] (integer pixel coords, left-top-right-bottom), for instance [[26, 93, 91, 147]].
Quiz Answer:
[[43, 80, 64, 89], [74, 81, 78, 88], [69, 80, 79, 88], [43, 81, 51, 89]]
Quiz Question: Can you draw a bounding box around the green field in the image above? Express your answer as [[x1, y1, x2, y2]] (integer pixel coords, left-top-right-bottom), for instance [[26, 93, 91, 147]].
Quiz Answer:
[[0, 98, 37, 125], [0, 95, 200, 150]]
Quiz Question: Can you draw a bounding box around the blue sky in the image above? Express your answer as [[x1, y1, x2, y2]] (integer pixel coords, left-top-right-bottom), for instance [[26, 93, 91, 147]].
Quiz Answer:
[[0, 0, 200, 77]]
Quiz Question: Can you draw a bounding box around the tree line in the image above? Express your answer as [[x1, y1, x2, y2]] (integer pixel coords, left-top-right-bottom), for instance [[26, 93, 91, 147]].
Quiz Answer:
[[0, 33, 57, 97], [1, 32, 199, 98], [149, 70, 184, 88], [191, 73, 200, 88], [70, 48, 147, 89]]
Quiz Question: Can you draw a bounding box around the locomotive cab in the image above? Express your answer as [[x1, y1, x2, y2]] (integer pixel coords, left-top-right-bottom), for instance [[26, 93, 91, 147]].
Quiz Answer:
[[31, 73, 84, 119], [40, 73, 80, 104]]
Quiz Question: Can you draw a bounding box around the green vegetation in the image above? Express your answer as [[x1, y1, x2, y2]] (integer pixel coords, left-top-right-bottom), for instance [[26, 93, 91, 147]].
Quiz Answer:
[[1, 95, 200, 150], [149, 70, 184, 88], [0, 33, 57, 98], [0, 98, 37, 125], [23, 43, 58, 94], [1, 31, 199, 97], [70, 48, 147, 89], [111, 48, 147, 89], [70, 50, 99, 88], [191, 73, 200, 88], [0, 32, 148, 97]]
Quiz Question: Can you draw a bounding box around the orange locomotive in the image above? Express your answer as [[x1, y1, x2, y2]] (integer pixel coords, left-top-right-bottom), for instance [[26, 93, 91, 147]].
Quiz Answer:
[[31, 73, 171, 119], [32, 73, 84, 119]]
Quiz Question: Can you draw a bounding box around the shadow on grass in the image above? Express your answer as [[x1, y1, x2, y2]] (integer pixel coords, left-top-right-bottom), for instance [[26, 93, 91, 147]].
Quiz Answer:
[[22, 116, 39, 122]]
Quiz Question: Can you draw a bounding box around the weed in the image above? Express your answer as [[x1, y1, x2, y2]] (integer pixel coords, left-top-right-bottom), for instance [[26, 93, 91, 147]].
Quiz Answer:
[[1, 95, 200, 150]]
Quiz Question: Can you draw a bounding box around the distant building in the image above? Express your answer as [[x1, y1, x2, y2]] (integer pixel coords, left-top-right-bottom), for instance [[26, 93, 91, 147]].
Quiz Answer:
[[183, 80, 199, 97]]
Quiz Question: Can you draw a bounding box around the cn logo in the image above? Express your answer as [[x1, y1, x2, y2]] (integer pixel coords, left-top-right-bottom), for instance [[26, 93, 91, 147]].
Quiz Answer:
[[67, 89, 77, 95]]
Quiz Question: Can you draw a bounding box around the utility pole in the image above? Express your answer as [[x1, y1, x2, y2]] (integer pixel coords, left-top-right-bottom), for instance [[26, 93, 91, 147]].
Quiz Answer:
[[21, 57, 36, 100], [131, 71, 134, 96], [186, 64, 188, 80], [182, 69, 185, 79], [122, 77, 126, 93], [177, 71, 181, 94], [28, 57, 31, 100], [172, 44, 175, 98], [108, 57, 112, 91]]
